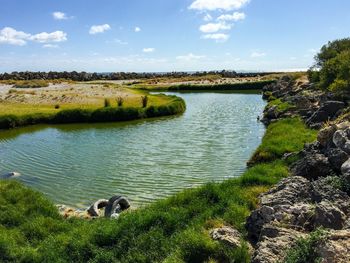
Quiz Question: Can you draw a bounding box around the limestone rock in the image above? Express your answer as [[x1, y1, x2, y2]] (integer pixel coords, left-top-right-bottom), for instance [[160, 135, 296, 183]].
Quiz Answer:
[[210, 226, 242, 248], [314, 201, 346, 230]]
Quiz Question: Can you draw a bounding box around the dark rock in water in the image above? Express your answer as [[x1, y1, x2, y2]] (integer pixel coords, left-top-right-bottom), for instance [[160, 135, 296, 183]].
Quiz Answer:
[[292, 153, 333, 180], [1, 172, 21, 179], [327, 148, 348, 172], [314, 201, 346, 230]]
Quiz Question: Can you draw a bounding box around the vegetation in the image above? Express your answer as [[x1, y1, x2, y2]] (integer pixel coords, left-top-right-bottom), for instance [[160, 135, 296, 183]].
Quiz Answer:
[[116, 96, 124, 107], [135, 80, 276, 92], [308, 38, 350, 92], [0, 95, 186, 129], [250, 118, 317, 164], [0, 116, 315, 262], [267, 98, 295, 114], [0, 70, 281, 82], [141, 95, 148, 108], [104, 98, 111, 108], [284, 229, 327, 263]]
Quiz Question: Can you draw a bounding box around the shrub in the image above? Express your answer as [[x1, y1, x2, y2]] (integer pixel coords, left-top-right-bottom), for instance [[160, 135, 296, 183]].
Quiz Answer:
[[116, 96, 124, 107], [104, 98, 111, 107], [284, 229, 327, 263], [141, 95, 148, 108]]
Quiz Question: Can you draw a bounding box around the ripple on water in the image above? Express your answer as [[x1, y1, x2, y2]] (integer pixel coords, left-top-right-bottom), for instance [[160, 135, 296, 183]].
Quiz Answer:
[[0, 92, 266, 208]]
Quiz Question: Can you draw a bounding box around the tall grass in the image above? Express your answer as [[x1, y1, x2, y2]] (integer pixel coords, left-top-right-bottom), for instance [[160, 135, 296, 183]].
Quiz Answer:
[[0, 117, 316, 262]]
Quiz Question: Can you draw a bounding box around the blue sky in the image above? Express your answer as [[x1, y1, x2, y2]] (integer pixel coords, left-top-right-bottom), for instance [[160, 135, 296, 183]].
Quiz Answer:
[[0, 0, 349, 72]]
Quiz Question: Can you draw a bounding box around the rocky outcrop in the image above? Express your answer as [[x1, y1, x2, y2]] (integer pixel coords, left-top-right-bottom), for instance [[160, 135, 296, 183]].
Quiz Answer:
[[247, 77, 350, 262]]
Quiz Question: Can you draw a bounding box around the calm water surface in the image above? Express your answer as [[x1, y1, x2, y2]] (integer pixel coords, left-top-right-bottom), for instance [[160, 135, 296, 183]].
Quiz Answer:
[[0, 92, 266, 208]]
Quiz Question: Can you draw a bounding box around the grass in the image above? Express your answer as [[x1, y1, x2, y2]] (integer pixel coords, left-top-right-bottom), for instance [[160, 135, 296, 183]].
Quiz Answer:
[[249, 118, 318, 164], [267, 98, 296, 113], [0, 116, 316, 262], [0, 94, 185, 129]]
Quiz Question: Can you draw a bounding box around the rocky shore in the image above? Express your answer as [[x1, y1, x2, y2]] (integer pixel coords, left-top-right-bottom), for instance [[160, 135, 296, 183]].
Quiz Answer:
[[245, 76, 350, 262]]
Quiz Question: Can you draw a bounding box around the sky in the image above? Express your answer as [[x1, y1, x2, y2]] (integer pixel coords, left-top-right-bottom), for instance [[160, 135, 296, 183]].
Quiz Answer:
[[0, 0, 349, 73]]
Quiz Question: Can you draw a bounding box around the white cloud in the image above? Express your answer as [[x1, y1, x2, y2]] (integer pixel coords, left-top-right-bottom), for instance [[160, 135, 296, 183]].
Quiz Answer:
[[202, 33, 230, 42], [43, 44, 59, 48], [89, 24, 111, 35], [143, 48, 155, 53], [203, 14, 213, 21], [0, 27, 31, 46], [199, 22, 232, 33], [0, 27, 67, 46], [189, 0, 250, 11], [251, 51, 266, 58], [108, 39, 128, 45], [135, 27, 141, 32], [217, 12, 246, 21], [52, 11, 69, 20], [30, 31, 67, 43], [176, 53, 205, 61]]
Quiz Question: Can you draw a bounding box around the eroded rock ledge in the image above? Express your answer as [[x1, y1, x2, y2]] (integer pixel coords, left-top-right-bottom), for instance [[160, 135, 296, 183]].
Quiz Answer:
[[246, 77, 350, 262]]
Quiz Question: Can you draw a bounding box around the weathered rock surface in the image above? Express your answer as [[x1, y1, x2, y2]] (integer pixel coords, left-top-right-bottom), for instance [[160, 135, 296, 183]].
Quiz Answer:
[[210, 226, 242, 248]]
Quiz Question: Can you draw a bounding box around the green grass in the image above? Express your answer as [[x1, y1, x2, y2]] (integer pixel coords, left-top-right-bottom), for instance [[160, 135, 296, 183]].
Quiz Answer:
[[0, 116, 316, 262], [267, 98, 296, 113], [249, 118, 318, 164], [0, 95, 186, 129]]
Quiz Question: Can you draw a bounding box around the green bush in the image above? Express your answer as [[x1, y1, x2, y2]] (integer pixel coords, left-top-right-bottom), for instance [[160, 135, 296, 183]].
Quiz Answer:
[[308, 38, 350, 92]]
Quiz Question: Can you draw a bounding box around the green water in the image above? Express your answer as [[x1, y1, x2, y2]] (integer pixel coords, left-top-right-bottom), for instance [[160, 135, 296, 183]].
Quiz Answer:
[[0, 92, 266, 208]]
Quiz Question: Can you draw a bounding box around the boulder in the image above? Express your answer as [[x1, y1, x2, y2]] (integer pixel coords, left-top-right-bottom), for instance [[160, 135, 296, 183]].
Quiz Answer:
[[333, 130, 348, 149], [327, 148, 349, 172], [318, 125, 336, 147], [252, 225, 306, 263], [314, 201, 346, 230], [307, 101, 345, 126], [341, 158, 350, 175], [316, 230, 350, 263], [292, 153, 333, 180], [210, 226, 242, 248]]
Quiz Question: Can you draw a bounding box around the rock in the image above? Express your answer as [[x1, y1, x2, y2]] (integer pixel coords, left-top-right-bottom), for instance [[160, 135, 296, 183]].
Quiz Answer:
[[87, 199, 109, 217], [0, 171, 21, 179], [292, 153, 333, 180], [341, 158, 350, 175], [252, 225, 306, 263], [336, 121, 350, 130], [318, 126, 336, 147], [307, 101, 345, 126], [314, 201, 346, 230], [327, 148, 349, 172], [316, 230, 350, 263], [246, 206, 275, 242], [333, 130, 348, 149], [210, 226, 242, 248]]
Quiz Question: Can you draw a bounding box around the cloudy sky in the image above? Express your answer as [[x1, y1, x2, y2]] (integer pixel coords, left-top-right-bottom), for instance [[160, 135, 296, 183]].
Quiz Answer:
[[0, 0, 349, 72]]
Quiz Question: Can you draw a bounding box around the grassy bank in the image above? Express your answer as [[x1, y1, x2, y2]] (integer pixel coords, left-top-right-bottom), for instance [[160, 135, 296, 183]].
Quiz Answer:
[[0, 117, 316, 262], [134, 80, 276, 92], [0, 95, 185, 130]]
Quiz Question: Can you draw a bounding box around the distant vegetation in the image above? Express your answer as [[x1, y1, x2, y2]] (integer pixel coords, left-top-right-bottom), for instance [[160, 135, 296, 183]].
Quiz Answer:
[[0, 70, 283, 82], [308, 38, 350, 92], [136, 80, 276, 92], [0, 117, 315, 262]]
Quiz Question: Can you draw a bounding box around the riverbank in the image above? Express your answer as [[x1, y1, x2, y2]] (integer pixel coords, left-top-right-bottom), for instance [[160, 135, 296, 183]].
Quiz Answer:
[[0, 81, 186, 129], [0, 75, 321, 262]]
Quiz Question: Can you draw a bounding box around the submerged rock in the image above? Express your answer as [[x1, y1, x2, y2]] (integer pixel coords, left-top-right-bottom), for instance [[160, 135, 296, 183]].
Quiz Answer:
[[0, 172, 21, 179]]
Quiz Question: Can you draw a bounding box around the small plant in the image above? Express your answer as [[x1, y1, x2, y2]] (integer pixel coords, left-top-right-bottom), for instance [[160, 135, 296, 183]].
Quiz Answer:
[[116, 96, 124, 107], [54, 104, 60, 109], [141, 95, 148, 108], [104, 98, 111, 107]]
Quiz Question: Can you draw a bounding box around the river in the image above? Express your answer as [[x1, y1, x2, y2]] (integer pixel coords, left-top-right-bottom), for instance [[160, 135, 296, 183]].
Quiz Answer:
[[0, 92, 266, 208]]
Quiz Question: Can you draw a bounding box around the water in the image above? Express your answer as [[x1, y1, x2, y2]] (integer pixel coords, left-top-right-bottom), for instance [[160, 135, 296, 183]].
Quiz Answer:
[[0, 92, 266, 208]]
